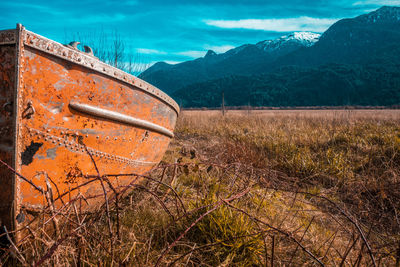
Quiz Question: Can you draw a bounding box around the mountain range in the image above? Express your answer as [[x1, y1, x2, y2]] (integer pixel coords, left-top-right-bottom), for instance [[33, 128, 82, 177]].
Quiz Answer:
[[139, 6, 400, 108]]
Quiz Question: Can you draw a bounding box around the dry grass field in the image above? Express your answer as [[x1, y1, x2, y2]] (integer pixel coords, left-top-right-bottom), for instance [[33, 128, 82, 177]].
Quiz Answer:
[[184, 109, 400, 120], [2, 109, 400, 266]]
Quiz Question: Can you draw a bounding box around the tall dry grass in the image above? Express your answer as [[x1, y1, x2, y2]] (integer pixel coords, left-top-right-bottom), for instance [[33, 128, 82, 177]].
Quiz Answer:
[[0, 109, 399, 266]]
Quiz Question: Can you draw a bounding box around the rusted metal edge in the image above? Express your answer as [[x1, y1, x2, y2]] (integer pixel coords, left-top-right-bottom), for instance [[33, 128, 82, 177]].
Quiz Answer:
[[12, 23, 24, 238], [20, 28, 180, 114], [69, 101, 174, 138], [0, 29, 16, 45]]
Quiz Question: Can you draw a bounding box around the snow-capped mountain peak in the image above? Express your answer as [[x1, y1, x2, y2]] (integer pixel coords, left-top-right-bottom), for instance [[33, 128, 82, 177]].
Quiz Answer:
[[291, 32, 321, 42], [256, 32, 321, 52]]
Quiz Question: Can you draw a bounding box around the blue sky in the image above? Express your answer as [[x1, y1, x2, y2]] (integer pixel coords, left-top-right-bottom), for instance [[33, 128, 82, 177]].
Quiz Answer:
[[1, 0, 399, 71]]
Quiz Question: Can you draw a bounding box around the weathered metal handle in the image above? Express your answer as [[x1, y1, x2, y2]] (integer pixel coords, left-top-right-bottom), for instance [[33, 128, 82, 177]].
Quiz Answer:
[[65, 42, 95, 57], [68, 101, 174, 138], [83, 45, 94, 57], [65, 41, 80, 50]]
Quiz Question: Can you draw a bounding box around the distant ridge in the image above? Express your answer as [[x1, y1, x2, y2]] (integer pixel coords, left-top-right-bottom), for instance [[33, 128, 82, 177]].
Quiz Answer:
[[140, 6, 400, 108], [273, 5, 400, 68], [139, 31, 321, 94]]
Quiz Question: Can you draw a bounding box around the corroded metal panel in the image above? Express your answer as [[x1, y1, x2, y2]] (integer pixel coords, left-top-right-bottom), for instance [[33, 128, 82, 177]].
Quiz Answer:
[[16, 43, 177, 213], [0, 44, 16, 233], [0, 30, 16, 45], [0, 25, 179, 236], [0, 26, 180, 235], [22, 30, 179, 113]]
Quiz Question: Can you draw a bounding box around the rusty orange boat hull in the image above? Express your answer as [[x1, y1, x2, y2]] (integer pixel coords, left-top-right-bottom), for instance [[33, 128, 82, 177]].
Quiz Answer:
[[0, 25, 179, 238]]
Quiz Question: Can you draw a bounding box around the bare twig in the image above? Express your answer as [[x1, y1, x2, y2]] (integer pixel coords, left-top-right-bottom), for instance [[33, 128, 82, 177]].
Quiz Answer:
[[3, 226, 26, 265], [223, 201, 325, 266], [155, 187, 251, 266], [0, 159, 43, 193], [287, 216, 315, 266]]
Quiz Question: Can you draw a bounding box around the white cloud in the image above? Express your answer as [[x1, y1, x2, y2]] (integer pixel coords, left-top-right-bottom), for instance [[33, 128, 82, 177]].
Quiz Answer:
[[204, 45, 235, 53], [136, 48, 167, 55], [164, 60, 181, 65], [204, 17, 338, 33], [353, 0, 400, 5], [176, 50, 206, 58]]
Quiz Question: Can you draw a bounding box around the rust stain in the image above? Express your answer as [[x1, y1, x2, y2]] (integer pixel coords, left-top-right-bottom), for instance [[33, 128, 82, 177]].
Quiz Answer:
[[18, 41, 177, 208], [0, 25, 179, 238], [65, 165, 83, 184]]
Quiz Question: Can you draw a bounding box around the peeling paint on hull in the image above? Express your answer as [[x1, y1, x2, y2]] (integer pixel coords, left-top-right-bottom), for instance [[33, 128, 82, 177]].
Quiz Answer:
[[0, 25, 179, 241]]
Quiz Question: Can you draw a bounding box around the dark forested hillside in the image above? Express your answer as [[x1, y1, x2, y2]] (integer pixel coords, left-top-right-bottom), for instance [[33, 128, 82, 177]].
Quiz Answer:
[[173, 45, 400, 107], [142, 6, 400, 107], [272, 6, 400, 69], [139, 33, 321, 95]]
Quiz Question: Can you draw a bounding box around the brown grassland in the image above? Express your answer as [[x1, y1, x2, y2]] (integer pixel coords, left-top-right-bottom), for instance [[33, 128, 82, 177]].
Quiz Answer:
[[1, 109, 400, 266]]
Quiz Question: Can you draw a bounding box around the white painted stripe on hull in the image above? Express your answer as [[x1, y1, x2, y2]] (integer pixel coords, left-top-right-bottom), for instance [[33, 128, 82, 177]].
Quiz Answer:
[[69, 101, 174, 138]]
